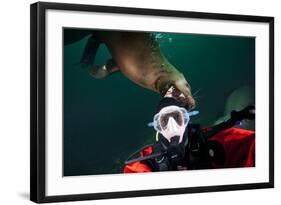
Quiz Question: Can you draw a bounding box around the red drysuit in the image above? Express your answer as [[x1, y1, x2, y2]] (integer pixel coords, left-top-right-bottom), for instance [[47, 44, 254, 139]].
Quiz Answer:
[[124, 127, 255, 173]]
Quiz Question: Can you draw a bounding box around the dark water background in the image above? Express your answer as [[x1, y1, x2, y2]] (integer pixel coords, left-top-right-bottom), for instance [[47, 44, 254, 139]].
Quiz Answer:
[[63, 30, 255, 176]]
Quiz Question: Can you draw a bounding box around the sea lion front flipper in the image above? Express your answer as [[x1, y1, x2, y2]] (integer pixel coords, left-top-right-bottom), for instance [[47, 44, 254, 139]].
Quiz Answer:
[[80, 33, 120, 79], [88, 59, 120, 79], [80, 33, 101, 66]]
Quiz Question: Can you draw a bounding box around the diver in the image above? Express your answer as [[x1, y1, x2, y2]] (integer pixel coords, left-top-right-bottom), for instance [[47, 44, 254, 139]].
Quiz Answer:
[[123, 86, 255, 173], [64, 30, 255, 172]]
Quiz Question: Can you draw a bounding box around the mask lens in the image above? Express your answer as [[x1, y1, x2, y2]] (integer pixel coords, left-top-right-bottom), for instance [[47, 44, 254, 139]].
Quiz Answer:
[[159, 110, 183, 130], [153, 114, 162, 132]]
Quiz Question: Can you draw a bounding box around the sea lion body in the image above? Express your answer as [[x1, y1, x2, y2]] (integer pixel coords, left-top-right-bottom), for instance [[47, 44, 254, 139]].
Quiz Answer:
[[99, 32, 172, 90], [99, 31, 195, 108], [65, 30, 195, 108]]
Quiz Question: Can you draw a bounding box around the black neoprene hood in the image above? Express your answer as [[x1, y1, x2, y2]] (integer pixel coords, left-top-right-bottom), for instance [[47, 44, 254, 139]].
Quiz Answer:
[[155, 97, 187, 114]]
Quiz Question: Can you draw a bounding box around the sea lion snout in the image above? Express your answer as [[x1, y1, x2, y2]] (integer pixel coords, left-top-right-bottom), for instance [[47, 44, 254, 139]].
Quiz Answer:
[[155, 69, 195, 109]]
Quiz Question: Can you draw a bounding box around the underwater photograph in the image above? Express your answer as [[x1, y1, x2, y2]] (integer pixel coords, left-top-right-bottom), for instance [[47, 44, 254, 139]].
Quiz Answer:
[[63, 29, 255, 176]]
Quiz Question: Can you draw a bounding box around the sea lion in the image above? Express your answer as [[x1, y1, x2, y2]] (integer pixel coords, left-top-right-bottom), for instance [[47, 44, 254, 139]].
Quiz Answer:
[[65, 30, 195, 109]]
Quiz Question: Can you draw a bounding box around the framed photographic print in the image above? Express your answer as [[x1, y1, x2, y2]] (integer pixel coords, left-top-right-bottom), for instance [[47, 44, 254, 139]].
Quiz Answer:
[[30, 1, 274, 203]]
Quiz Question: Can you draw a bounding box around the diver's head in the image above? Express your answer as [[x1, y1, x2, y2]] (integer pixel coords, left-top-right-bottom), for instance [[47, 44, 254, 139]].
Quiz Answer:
[[154, 105, 188, 143], [150, 97, 198, 144]]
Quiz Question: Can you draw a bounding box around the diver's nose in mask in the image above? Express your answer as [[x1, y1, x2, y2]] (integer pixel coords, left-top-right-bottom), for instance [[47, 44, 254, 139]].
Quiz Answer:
[[168, 117, 179, 133], [161, 117, 185, 143]]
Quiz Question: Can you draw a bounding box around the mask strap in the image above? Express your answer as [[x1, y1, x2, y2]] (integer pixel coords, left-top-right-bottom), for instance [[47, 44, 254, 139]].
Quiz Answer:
[[188, 110, 199, 117]]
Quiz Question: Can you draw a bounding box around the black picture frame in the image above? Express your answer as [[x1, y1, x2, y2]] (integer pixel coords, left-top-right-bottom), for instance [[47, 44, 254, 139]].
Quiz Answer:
[[30, 1, 274, 203]]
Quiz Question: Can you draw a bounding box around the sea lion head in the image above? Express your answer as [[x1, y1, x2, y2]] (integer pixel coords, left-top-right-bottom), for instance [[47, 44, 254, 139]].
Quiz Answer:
[[155, 70, 195, 110]]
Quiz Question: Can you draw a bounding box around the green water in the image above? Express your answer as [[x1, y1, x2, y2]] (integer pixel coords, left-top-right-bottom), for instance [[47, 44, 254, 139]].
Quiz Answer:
[[63, 30, 255, 176]]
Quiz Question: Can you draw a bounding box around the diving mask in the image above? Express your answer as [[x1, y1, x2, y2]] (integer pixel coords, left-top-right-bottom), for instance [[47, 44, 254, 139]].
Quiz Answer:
[[148, 105, 199, 143]]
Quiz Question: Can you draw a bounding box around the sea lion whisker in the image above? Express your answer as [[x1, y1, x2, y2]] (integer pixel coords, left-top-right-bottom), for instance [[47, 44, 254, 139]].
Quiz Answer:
[[193, 95, 203, 100], [192, 88, 202, 96]]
